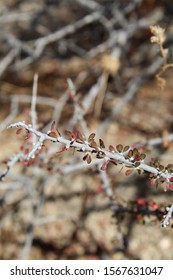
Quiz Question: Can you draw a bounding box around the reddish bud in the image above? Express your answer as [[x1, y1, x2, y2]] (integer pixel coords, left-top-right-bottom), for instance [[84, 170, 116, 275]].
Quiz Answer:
[[149, 202, 158, 210], [137, 198, 144, 205]]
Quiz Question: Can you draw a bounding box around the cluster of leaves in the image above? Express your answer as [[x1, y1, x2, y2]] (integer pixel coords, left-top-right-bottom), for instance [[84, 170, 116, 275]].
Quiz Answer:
[[78, 132, 111, 168], [149, 159, 173, 191], [108, 144, 146, 176], [125, 148, 146, 176]]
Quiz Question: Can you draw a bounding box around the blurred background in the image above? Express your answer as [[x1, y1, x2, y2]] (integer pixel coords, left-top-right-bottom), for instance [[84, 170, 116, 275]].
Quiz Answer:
[[1, 0, 173, 260]]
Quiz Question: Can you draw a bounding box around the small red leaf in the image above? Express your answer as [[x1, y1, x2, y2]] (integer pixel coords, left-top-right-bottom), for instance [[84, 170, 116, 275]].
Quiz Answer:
[[20, 145, 24, 151], [88, 133, 95, 142], [16, 128, 23, 135], [133, 148, 139, 156], [90, 140, 98, 149], [48, 131, 57, 138], [127, 150, 133, 158], [25, 132, 32, 140], [109, 145, 116, 153], [24, 148, 30, 155], [71, 132, 77, 140], [87, 154, 92, 164], [123, 145, 130, 152], [65, 130, 72, 139], [116, 144, 123, 153], [83, 153, 88, 161], [140, 153, 146, 160], [125, 169, 134, 176], [77, 131, 86, 143], [99, 139, 105, 149]]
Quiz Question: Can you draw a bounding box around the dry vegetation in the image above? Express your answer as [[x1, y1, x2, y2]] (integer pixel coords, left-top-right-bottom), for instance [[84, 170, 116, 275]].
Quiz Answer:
[[1, 0, 173, 260]]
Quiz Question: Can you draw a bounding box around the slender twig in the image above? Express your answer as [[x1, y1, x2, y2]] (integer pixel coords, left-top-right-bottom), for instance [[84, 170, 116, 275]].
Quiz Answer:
[[0, 49, 19, 77], [31, 74, 38, 130], [0, 153, 23, 181], [94, 72, 109, 118], [0, 95, 19, 133], [162, 204, 173, 227], [19, 180, 45, 260]]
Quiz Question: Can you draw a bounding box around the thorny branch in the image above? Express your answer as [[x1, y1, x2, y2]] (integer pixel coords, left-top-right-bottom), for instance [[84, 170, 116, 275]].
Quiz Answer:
[[7, 121, 173, 184]]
